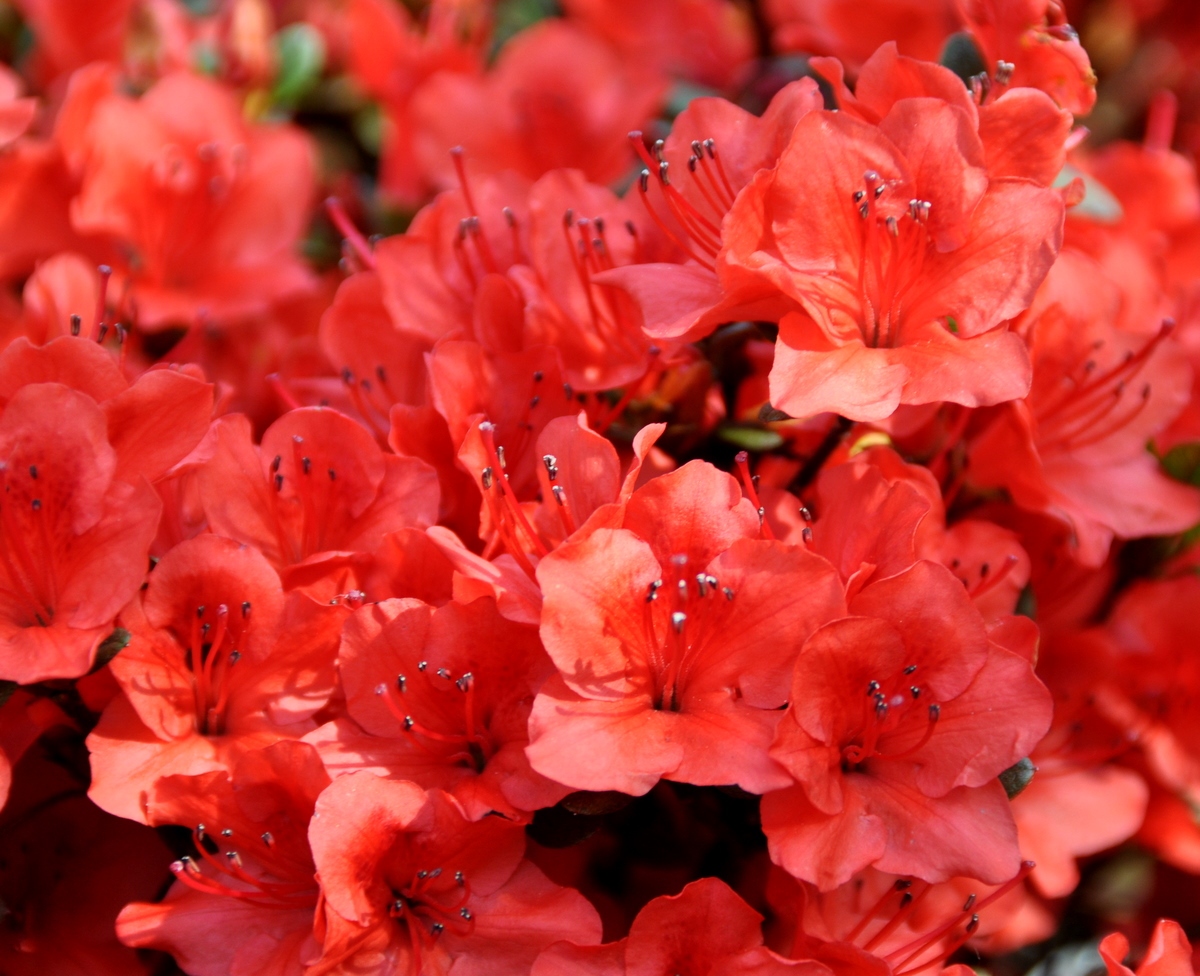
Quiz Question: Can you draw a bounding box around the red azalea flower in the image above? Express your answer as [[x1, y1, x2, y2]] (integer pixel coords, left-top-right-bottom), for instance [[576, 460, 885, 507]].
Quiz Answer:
[[561, 0, 755, 90], [598, 77, 824, 343], [724, 99, 1063, 421], [1101, 920, 1195, 976], [811, 43, 1073, 189], [197, 406, 439, 584], [532, 877, 770, 976], [959, 0, 1097, 116], [87, 534, 345, 822], [762, 561, 1052, 889], [0, 335, 215, 486], [410, 21, 665, 191], [766, 861, 1037, 976], [762, 0, 959, 70], [1079, 575, 1200, 873], [116, 740, 328, 976], [306, 773, 601, 974], [57, 67, 317, 328], [341, 0, 486, 206], [0, 383, 161, 683], [967, 250, 1200, 566], [526, 460, 845, 795], [306, 595, 568, 821], [11, 0, 134, 83], [0, 140, 82, 281]]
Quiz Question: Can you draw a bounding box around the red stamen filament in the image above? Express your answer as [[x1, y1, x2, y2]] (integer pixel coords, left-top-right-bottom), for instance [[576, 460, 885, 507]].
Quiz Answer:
[[885, 861, 1035, 969], [734, 451, 776, 541], [325, 197, 377, 271], [479, 423, 549, 559]]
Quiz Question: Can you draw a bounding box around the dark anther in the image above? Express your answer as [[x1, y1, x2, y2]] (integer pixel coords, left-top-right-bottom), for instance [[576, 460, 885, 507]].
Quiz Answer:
[[28, 465, 37, 479], [274, 474, 284, 491], [271, 455, 282, 472]]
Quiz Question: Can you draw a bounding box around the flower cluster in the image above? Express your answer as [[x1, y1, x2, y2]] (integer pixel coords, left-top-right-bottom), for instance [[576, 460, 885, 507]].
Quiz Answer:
[[2, 1, 1200, 974]]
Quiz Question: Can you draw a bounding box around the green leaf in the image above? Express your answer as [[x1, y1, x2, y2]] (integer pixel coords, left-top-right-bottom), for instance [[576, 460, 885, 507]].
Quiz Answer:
[[939, 31, 986, 85], [91, 627, 131, 673], [0, 680, 15, 709], [665, 81, 720, 119], [271, 23, 326, 109], [491, 0, 560, 59], [1015, 583, 1037, 620], [1161, 442, 1200, 486], [999, 757, 1036, 799], [717, 426, 785, 452]]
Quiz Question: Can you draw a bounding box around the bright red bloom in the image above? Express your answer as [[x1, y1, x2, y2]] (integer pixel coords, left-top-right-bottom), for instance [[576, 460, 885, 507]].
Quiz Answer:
[[599, 77, 824, 343], [116, 740, 328, 976], [197, 406, 439, 584], [306, 595, 568, 821], [824, 447, 1032, 620], [0, 140, 87, 283], [762, 0, 959, 70], [562, 0, 754, 90], [967, 250, 1200, 566], [959, 0, 1097, 116], [766, 862, 1037, 974], [1076, 575, 1200, 873], [762, 561, 1052, 889], [11, 0, 134, 82], [306, 773, 601, 974], [57, 68, 317, 328], [726, 102, 1062, 421], [1101, 920, 1195, 976], [0, 381, 163, 683], [532, 877, 770, 976], [341, 0, 486, 206], [526, 460, 845, 796], [87, 534, 345, 822], [410, 21, 665, 191]]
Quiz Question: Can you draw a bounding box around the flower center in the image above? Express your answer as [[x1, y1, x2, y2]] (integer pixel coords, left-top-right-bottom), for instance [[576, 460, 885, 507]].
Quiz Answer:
[[643, 553, 737, 712], [169, 823, 316, 908], [185, 602, 247, 736], [388, 865, 475, 964], [630, 131, 737, 272], [840, 666, 940, 769], [850, 171, 934, 349], [1032, 319, 1173, 456], [376, 665, 492, 773]]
